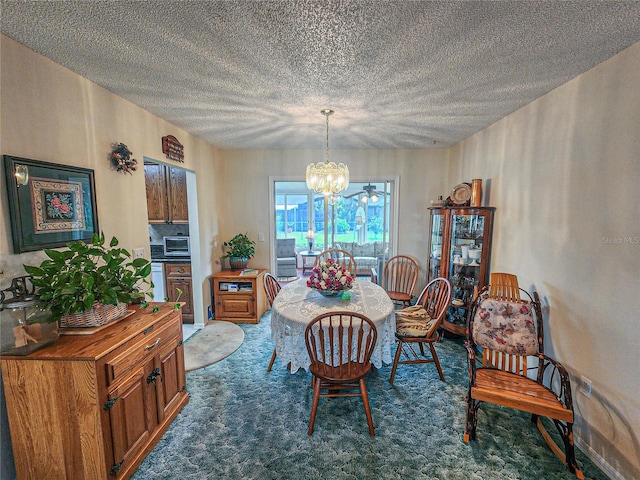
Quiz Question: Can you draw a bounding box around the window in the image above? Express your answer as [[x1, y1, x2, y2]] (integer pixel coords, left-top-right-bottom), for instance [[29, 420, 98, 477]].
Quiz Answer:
[[273, 180, 396, 254]]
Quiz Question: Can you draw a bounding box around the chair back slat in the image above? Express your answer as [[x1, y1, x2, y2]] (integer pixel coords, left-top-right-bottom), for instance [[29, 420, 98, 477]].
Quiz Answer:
[[414, 277, 452, 337], [263, 272, 282, 306], [382, 255, 419, 299], [488, 272, 521, 301], [482, 347, 530, 375], [305, 311, 377, 378], [315, 249, 357, 277]]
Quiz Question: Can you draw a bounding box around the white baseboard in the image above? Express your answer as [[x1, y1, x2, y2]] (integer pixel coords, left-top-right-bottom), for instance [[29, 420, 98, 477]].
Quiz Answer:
[[575, 435, 626, 480]]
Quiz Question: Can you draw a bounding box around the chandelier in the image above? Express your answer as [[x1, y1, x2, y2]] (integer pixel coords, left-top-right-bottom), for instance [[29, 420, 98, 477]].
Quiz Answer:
[[306, 109, 349, 195]]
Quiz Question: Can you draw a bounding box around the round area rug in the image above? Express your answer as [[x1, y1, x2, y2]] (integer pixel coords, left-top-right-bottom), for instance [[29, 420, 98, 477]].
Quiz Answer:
[[183, 321, 244, 371]]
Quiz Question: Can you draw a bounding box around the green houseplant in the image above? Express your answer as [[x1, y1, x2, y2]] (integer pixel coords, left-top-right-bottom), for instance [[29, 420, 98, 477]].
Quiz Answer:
[[24, 233, 152, 325], [221, 233, 256, 270]]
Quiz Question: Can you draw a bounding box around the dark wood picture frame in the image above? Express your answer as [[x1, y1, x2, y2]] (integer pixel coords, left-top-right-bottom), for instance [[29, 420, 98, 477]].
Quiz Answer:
[[3, 155, 99, 253]]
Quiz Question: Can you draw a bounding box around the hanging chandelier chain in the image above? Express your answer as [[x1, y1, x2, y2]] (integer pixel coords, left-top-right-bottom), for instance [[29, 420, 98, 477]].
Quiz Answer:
[[325, 112, 329, 164], [322, 108, 333, 164]]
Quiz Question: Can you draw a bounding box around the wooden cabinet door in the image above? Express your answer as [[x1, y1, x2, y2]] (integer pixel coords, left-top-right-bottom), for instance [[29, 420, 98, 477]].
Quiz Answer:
[[216, 293, 256, 319], [166, 275, 194, 323], [167, 167, 189, 223], [155, 335, 187, 422], [105, 362, 157, 477], [144, 163, 169, 224]]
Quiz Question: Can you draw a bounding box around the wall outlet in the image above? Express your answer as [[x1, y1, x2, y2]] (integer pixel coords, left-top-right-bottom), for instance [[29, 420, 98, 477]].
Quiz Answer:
[[580, 375, 592, 398], [132, 248, 145, 259], [258, 233, 265, 242]]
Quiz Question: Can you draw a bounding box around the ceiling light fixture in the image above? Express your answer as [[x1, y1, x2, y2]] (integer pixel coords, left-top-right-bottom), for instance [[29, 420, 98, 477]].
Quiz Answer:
[[306, 109, 349, 196]]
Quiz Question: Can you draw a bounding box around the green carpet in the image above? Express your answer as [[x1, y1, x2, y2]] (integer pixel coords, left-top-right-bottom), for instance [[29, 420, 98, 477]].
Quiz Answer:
[[132, 312, 607, 480]]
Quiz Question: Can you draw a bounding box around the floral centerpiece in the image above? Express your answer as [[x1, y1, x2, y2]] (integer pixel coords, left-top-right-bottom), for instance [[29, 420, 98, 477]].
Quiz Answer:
[[307, 258, 354, 296]]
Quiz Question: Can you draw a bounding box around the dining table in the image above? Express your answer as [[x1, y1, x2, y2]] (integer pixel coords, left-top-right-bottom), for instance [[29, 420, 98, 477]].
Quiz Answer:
[[270, 278, 396, 373]]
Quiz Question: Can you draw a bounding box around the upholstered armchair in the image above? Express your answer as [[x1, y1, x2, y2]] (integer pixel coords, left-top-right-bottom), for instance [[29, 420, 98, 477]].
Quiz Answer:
[[275, 238, 297, 278]]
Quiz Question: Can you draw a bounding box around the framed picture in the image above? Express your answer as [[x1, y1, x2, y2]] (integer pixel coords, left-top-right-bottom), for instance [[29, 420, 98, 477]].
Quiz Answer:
[[3, 155, 99, 253]]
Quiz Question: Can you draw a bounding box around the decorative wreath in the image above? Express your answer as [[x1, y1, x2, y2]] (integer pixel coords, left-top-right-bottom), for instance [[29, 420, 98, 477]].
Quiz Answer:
[[110, 143, 138, 174]]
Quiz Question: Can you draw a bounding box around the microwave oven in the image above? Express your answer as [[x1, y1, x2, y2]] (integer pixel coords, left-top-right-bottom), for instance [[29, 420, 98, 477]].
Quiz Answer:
[[163, 236, 190, 257]]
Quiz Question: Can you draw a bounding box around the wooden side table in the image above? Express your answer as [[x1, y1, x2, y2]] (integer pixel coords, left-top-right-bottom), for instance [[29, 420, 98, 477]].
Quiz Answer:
[[300, 251, 320, 274], [210, 269, 267, 323]]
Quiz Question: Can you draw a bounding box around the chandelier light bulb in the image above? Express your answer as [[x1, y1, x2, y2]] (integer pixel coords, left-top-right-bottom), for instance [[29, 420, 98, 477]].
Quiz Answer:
[[306, 109, 349, 195]]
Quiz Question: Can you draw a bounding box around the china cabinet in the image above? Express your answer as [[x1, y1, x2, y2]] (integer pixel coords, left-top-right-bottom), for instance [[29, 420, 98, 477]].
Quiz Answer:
[[427, 207, 495, 336]]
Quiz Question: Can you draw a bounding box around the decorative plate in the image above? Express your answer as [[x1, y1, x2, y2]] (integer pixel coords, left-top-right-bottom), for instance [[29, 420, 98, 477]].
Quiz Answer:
[[450, 183, 472, 205]]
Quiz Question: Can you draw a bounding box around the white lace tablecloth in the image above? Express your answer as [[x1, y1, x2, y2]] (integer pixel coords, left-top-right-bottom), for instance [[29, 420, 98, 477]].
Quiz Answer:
[[271, 279, 395, 373]]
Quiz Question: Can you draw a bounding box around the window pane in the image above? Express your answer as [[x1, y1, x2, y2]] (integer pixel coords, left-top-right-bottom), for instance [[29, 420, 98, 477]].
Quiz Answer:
[[274, 180, 395, 256]]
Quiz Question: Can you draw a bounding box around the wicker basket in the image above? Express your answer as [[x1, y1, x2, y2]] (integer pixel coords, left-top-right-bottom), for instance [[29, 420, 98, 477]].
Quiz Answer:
[[60, 302, 128, 328]]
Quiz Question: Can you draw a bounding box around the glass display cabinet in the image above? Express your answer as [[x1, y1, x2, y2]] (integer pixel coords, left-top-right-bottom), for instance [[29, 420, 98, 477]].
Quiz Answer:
[[427, 206, 495, 336]]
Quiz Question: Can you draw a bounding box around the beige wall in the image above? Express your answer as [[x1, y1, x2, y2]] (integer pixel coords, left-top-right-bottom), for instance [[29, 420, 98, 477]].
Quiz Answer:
[[216, 148, 449, 290], [0, 35, 220, 323], [449, 42, 640, 479]]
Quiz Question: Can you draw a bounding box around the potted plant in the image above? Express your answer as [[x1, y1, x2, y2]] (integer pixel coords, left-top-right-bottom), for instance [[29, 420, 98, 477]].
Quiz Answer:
[[24, 233, 152, 327], [221, 233, 256, 270]]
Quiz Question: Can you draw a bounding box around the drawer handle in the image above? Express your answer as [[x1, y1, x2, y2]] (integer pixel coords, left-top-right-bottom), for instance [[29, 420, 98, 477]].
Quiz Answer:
[[144, 338, 161, 350], [177, 267, 184, 273]]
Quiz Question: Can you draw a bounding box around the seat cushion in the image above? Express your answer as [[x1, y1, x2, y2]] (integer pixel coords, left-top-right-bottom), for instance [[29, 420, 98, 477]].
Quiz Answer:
[[276, 257, 296, 266], [472, 298, 537, 355], [395, 305, 435, 337]]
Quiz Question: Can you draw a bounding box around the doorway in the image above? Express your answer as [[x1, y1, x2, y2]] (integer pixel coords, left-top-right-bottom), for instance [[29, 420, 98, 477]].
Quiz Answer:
[[143, 157, 204, 333]]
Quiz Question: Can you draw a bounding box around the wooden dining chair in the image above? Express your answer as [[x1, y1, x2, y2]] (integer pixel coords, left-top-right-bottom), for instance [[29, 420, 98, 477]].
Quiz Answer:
[[464, 275, 583, 478], [389, 277, 452, 384], [263, 272, 281, 372], [380, 255, 419, 308], [314, 249, 357, 277], [304, 311, 378, 436]]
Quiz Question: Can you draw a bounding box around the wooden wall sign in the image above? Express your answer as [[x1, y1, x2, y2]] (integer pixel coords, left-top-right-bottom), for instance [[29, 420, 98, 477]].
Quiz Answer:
[[162, 135, 184, 162]]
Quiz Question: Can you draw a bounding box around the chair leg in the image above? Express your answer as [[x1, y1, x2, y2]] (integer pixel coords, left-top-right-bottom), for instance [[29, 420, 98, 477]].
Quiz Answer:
[[389, 339, 404, 384], [563, 422, 584, 479], [428, 341, 445, 381], [266, 347, 277, 372], [533, 415, 584, 479], [308, 375, 321, 435], [464, 393, 479, 442], [360, 378, 375, 436]]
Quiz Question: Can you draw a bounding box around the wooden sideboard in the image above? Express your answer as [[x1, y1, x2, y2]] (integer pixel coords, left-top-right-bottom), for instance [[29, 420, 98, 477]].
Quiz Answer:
[[0, 304, 188, 480], [210, 269, 267, 323]]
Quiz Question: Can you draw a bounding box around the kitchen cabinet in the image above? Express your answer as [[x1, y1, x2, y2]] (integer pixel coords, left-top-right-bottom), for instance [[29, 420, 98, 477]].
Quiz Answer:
[[144, 162, 189, 224], [210, 269, 267, 323], [427, 207, 495, 336], [164, 262, 194, 324], [0, 304, 188, 480]]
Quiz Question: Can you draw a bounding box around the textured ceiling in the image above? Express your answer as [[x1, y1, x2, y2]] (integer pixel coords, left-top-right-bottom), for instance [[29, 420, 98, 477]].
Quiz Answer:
[[2, 1, 640, 150]]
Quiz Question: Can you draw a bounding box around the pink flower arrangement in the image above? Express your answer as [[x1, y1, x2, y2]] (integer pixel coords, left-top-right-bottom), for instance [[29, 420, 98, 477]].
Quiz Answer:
[[307, 258, 354, 293]]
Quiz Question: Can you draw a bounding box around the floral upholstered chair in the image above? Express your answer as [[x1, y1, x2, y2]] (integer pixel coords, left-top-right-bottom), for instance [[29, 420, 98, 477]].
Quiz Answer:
[[464, 273, 584, 478]]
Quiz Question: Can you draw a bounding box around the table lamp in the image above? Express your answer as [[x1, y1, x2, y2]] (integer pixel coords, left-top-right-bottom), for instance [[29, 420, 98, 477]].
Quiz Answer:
[[306, 229, 315, 251]]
